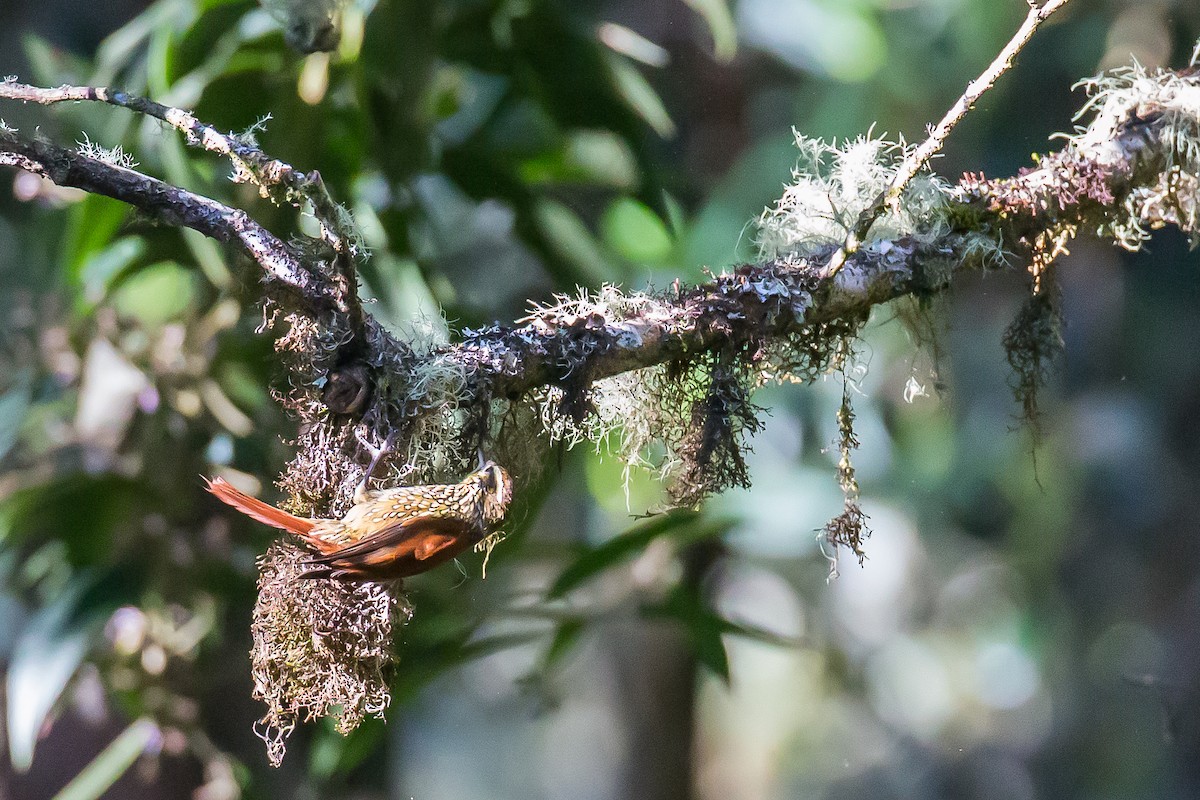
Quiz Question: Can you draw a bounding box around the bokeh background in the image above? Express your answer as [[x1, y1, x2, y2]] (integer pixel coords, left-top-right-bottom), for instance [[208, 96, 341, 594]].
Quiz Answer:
[[3, 0, 1200, 798]]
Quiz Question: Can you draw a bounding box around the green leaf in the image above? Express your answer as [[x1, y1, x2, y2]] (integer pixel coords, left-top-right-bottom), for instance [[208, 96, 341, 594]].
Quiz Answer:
[[63, 197, 132, 285], [7, 583, 94, 771], [547, 510, 702, 599], [688, 619, 731, 682], [533, 199, 615, 286], [109, 262, 198, 326], [77, 237, 147, 307], [646, 582, 731, 684], [309, 716, 386, 781], [166, 1, 254, 100], [146, 0, 195, 98], [358, 256, 447, 338], [723, 618, 805, 648], [50, 719, 157, 800], [543, 618, 585, 669], [92, 0, 183, 85], [601, 197, 674, 263], [22, 34, 92, 88], [216, 361, 271, 415], [683, 0, 738, 63], [2, 475, 147, 567], [604, 52, 675, 138], [519, 130, 639, 190], [432, 67, 509, 147]]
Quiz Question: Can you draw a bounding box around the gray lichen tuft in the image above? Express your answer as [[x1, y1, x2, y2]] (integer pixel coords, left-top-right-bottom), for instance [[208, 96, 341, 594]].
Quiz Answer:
[[524, 268, 868, 509], [757, 133, 953, 260], [1071, 61, 1200, 247]]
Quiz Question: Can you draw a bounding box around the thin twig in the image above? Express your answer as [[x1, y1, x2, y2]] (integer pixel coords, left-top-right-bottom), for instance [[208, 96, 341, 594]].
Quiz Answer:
[[0, 81, 346, 247], [0, 79, 365, 326], [0, 129, 333, 310], [824, 0, 1074, 277]]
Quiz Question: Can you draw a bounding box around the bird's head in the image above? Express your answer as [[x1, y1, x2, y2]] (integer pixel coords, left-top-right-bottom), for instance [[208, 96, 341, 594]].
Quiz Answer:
[[473, 461, 512, 526]]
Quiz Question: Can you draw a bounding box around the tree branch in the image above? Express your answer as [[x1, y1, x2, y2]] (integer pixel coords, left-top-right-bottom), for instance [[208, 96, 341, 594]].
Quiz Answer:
[[0, 128, 334, 310], [0, 78, 365, 327], [442, 63, 1194, 400], [2, 58, 1197, 507], [825, 0, 1073, 276], [5, 30, 1195, 767]]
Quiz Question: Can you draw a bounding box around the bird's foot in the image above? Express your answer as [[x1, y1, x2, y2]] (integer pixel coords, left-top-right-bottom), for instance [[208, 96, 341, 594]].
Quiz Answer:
[[354, 428, 396, 503]]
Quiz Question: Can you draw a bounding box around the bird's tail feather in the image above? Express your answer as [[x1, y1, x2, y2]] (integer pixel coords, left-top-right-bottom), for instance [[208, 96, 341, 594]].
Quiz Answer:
[[205, 476, 316, 536]]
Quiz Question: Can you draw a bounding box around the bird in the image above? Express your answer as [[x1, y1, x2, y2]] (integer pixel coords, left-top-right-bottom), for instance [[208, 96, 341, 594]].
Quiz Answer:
[[206, 459, 512, 582]]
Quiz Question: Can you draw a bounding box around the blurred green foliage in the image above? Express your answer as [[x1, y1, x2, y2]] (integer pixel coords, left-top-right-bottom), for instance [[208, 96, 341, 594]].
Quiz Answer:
[[2, 0, 1200, 799]]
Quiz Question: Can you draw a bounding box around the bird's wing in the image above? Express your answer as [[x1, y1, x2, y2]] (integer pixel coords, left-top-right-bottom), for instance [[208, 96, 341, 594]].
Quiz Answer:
[[303, 514, 474, 579]]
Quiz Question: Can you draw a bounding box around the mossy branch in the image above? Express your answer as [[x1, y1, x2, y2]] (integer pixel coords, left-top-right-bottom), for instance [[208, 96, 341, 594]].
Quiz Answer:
[[3, 62, 1199, 502], [4, 52, 1200, 765]]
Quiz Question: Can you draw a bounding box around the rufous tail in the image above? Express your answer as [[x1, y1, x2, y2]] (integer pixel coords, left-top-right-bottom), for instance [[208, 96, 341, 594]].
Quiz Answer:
[[205, 477, 316, 536]]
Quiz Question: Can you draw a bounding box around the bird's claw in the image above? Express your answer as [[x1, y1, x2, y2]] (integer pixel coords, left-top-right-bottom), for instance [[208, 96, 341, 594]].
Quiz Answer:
[[355, 429, 396, 503]]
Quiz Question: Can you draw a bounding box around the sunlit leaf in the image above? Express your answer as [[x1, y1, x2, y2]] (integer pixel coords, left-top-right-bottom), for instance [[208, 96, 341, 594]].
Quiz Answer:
[[183, 225, 233, 289], [683, 0, 738, 62], [597, 22, 669, 68], [519, 130, 639, 190], [109, 262, 198, 326], [146, 0, 196, 98], [6, 582, 94, 772], [603, 52, 676, 138], [64, 197, 131, 284], [738, 0, 886, 82], [601, 197, 674, 263], [77, 237, 147, 307]]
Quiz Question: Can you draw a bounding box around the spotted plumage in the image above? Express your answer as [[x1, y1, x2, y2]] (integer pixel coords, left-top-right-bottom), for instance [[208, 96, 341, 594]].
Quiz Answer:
[[206, 463, 512, 582]]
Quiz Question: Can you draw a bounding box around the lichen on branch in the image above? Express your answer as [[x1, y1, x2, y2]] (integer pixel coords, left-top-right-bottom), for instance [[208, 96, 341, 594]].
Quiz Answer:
[[5, 42, 1200, 767]]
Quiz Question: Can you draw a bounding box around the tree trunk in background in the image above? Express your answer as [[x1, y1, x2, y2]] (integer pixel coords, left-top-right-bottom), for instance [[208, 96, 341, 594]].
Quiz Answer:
[[612, 541, 723, 800], [611, 620, 698, 800]]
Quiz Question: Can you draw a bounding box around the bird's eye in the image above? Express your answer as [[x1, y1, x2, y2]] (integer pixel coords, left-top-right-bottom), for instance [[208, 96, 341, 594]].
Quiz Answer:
[[481, 467, 496, 490]]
